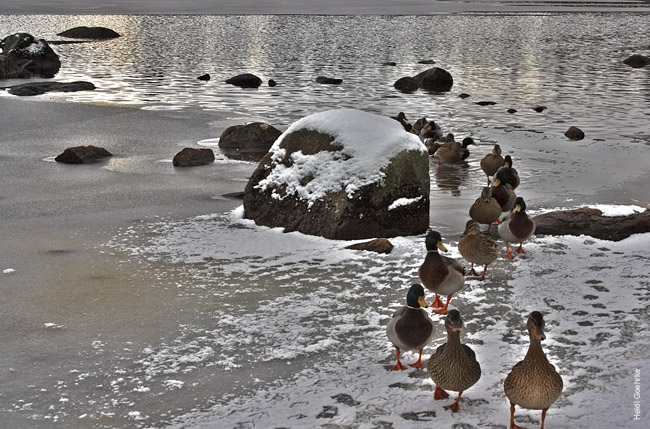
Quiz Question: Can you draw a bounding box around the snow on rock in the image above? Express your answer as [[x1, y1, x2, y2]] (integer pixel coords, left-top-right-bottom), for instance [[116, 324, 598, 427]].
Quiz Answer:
[[243, 108, 430, 240]]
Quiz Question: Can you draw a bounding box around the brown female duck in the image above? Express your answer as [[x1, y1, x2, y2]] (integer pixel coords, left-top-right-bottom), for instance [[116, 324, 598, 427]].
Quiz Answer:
[[498, 196, 536, 259], [427, 309, 481, 413], [480, 144, 504, 185], [435, 135, 463, 165], [504, 311, 563, 429], [458, 220, 499, 281], [469, 186, 502, 228], [496, 155, 520, 189], [386, 284, 436, 370], [418, 230, 466, 314], [492, 169, 517, 213]]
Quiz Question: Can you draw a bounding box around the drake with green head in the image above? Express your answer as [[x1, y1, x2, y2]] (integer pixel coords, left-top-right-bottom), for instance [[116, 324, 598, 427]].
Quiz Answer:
[[458, 220, 499, 281], [504, 311, 563, 429], [386, 284, 436, 370], [418, 230, 466, 314], [498, 196, 536, 259], [492, 169, 517, 213], [427, 309, 481, 413]]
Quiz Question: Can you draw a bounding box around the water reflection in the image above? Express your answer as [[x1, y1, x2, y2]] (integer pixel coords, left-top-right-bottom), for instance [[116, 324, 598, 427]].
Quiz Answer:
[[433, 159, 471, 197]]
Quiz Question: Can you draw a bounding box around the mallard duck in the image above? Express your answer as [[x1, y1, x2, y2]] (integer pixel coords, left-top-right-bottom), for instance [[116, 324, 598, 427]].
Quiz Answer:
[[492, 170, 517, 213], [427, 309, 481, 413], [412, 117, 429, 135], [458, 220, 499, 281], [418, 230, 466, 314], [504, 311, 563, 429], [390, 111, 412, 131], [498, 196, 536, 259], [496, 155, 520, 189], [469, 186, 502, 227], [426, 133, 454, 156], [386, 283, 436, 370], [460, 137, 477, 161], [480, 144, 504, 185], [435, 136, 463, 165], [420, 120, 443, 141]]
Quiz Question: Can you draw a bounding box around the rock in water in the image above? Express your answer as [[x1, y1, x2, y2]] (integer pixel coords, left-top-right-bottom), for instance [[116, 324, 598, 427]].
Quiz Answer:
[[172, 147, 215, 167], [55, 145, 112, 164], [243, 109, 430, 240], [0, 33, 61, 79]]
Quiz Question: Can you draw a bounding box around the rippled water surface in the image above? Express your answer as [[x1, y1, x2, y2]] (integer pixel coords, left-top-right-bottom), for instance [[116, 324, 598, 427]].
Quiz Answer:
[[1, 13, 649, 137]]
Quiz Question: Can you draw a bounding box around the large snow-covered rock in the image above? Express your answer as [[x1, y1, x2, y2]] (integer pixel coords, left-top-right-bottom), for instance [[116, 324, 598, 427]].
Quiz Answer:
[[243, 109, 430, 240], [0, 33, 61, 79]]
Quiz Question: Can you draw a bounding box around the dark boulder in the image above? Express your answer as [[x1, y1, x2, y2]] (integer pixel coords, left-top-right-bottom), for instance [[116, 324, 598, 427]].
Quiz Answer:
[[55, 145, 112, 164], [345, 238, 394, 254], [268, 79, 277, 87], [623, 54, 650, 68], [382, 61, 397, 66], [393, 76, 419, 93], [507, 108, 517, 114], [7, 81, 95, 96], [413, 67, 453, 92], [219, 122, 282, 161], [225, 73, 262, 88], [458, 93, 471, 99], [564, 126, 585, 141], [533, 105, 547, 113], [476, 101, 497, 106], [57, 26, 120, 39], [316, 76, 343, 85], [533, 207, 650, 241], [172, 147, 215, 167], [197, 73, 210, 81], [0, 33, 61, 79], [417, 59, 436, 64]]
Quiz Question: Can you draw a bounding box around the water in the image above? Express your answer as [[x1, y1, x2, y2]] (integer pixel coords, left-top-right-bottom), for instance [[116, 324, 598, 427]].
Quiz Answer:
[[1, 12, 650, 428]]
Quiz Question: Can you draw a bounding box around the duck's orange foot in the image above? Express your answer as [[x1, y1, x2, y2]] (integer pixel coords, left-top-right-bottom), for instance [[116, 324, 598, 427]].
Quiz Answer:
[[443, 401, 461, 413], [391, 361, 407, 371], [431, 294, 443, 309], [433, 386, 449, 400], [505, 250, 515, 259], [410, 361, 425, 369], [516, 244, 526, 254]]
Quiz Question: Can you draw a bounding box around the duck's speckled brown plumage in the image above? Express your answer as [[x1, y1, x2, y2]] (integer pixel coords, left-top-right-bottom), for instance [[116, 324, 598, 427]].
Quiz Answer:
[[427, 309, 481, 413], [480, 144, 504, 184], [469, 186, 502, 225], [496, 155, 520, 190], [458, 220, 499, 280], [435, 137, 463, 165], [504, 312, 563, 427]]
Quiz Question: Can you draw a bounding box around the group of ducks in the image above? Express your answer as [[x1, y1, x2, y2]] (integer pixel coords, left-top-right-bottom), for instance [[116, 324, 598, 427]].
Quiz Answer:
[[386, 113, 562, 428]]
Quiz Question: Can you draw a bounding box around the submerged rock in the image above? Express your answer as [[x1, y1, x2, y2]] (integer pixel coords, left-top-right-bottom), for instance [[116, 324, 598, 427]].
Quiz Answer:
[[533, 207, 650, 241], [393, 76, 419, 93], [57, 27, 120, 39], [0, 32, 61, 79], [315, 76, 343, 85], [623, 54, 650, 68], [219, 122, 282, 161], [172, 147, 215, 167], [413, 67, 453, 92], [225, 73, 262, 88], [564, 126, 585, 140], [55, 145, 112, 164], [243, 109, 430, 240], [7, 81, 95, 96]]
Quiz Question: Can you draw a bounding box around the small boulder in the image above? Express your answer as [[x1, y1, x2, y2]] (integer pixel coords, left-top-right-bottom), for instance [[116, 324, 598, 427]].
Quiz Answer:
[[345, 238, 394, 254], [564, 126, 585, 141], [172, 147, 215, 167], [225, 73, 262, 88], [533, 105, 547, 113], [623, 54, 650, 68], [413, 67, 453, 92], [7, 81, 95, 96], [268, 79, 277, 87], [533, 207, 650, 241], [55, 145, 112, 164], [476, 101, 497, 106], [393, 76, 419, 93], [458, 93, 471, 99], [316, 76, 343, 85], [197, 73, 210, 81], [57, 26, 120, 39], [219, 122, 282, 158], [507, 108, 517, 114], [382, 61, 397, 66], [417, 59, 436, 64]]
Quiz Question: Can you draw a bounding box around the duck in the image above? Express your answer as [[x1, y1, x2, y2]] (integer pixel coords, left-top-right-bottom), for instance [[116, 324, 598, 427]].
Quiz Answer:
[[420, 120, 443, 142], [460, 137, 478, 161], [386, 283, 436, 370], [491, 170, 517, 213], [427, 309, 481, 413], [480, 144, 505, 185], [418, 230, 466, 314], [412, 116, 429, 135], [469, 186, 502, 227], [458, 220, 499, 281], [496, 155, 520, 189], [504, 311, 563, 429], [434, 135, 463, 165], [425, 133, 454, 156], [391, 111, 410, 131], [498, 196, 536, 259]]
